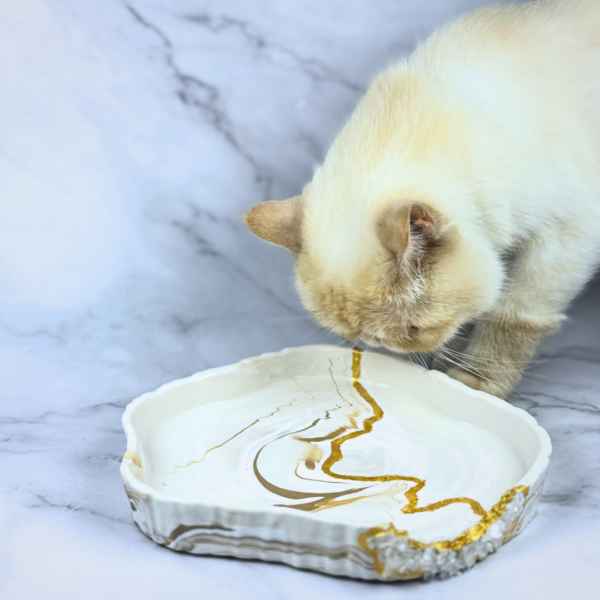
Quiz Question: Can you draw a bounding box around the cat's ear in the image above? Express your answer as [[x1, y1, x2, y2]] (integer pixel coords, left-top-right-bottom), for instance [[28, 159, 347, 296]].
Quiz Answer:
[[244, 196, 304, 253], [377, 202, 440, 260]]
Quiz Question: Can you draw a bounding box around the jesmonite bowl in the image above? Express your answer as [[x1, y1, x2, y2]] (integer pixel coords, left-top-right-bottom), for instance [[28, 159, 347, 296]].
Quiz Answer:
[[121, 345, 551, 580]]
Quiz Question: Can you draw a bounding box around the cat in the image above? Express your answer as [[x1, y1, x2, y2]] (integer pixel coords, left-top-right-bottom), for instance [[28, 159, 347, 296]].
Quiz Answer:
[[244, 0, 600, 400]]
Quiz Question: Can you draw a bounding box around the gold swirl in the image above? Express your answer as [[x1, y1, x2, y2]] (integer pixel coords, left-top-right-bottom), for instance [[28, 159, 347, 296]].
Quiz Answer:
[[253, 418, 370, 512], [321, 348, 487, 517], [169, 398, 299, 474]]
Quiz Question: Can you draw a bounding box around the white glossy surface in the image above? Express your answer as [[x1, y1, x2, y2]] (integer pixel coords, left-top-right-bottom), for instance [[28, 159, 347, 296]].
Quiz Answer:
[[125, 346, 546, 537], [1, 0, 599, 597], [121, 346, 549, 579]]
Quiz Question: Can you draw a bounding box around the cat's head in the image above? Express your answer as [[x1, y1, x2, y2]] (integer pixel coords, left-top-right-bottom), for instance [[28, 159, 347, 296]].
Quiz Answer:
[[245, 73, 504, 353], [245, 183, 502, 353]]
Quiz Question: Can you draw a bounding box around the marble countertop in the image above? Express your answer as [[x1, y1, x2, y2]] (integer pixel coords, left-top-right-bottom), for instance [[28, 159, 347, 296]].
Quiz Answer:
[[1, 1, 598, 598]]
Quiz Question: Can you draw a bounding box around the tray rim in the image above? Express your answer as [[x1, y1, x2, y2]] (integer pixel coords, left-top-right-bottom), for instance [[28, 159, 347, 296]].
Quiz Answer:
[[121, 344, 552, 515]]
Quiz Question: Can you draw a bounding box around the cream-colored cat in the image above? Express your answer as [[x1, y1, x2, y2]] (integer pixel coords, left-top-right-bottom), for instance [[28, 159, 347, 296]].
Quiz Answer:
[[245, 0, 600, 399]]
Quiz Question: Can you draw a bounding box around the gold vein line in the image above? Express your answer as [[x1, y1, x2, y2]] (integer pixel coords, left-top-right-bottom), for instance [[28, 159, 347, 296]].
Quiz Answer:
[[321, 348, 487, 518]]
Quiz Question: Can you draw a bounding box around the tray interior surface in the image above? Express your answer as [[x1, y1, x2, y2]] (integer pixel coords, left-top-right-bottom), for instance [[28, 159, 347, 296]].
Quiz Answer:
[[131, 346, 542, 545]]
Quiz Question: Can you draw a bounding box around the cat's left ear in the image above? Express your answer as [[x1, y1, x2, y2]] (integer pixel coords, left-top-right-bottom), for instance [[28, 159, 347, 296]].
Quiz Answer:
[[244, 196, 304, 253]]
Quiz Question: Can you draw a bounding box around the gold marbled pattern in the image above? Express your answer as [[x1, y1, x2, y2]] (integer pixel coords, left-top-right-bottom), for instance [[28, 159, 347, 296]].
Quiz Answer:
[[123, 346, 542, 580]]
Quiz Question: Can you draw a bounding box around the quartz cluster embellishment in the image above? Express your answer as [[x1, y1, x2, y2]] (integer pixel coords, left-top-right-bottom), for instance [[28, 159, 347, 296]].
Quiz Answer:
[[369, 490, 526, 579]]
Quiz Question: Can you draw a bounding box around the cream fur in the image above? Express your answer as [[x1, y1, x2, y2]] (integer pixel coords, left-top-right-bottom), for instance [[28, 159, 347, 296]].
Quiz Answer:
[[247, 0, 600, 399]]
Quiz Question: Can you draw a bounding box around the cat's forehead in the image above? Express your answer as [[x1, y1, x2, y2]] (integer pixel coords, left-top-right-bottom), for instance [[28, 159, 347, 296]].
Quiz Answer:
[[302, 194, 381, 279]]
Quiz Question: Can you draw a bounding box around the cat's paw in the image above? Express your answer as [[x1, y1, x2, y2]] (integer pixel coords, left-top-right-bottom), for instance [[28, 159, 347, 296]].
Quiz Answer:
[[446, 368, 510, 400]]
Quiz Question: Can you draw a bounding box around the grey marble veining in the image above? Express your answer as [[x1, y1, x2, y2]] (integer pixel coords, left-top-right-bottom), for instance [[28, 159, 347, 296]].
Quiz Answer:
[[0, 1, 598, 598]]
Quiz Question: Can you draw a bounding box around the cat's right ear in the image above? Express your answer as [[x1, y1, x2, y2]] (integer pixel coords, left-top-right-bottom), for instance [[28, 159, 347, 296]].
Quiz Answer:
[[244, 196, 304, 254], [377, 202, 442, 264]]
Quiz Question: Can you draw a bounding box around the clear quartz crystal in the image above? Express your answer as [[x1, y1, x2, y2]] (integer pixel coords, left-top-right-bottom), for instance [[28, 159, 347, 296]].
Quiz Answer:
[[374, 491, 525, 580]]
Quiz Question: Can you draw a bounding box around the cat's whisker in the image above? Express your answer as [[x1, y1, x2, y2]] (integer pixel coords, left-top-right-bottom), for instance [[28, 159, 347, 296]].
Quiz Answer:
[[415, 353, 430, 371], [409, 353, 423, 369], [438, 348, 564, 387], [440, 347, 527, 369], [433, 349, 499, 386], [448, 343, 556, 368], [436, 351, 508, 378], [441, 345, 531, 368]]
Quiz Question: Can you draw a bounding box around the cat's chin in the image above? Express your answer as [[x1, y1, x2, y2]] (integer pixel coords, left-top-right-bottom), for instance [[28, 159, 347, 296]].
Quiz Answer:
[[356, 336, 411, 354], [353, 334, 385, 350], [358, 335, 446, 355]]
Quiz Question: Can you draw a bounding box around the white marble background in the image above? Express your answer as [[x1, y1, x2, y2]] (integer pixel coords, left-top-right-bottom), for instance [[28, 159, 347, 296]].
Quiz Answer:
[[0, 0, 598, 598]]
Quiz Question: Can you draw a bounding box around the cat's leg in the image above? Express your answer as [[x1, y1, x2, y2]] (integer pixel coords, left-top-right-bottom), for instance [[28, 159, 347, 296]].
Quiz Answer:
[[446, 233, 598, 399], [445, 314, 561, 399]]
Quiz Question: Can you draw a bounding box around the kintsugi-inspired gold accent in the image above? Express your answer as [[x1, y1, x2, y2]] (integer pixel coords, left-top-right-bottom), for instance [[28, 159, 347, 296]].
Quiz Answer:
[[125, 347, 533, 579], [357, 484, 530, 578], [329, 348, 531, 577], [321, 348, 487, 518]]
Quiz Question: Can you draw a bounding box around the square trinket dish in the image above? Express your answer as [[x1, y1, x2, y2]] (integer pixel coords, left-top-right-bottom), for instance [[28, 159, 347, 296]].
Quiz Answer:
[[121, 345, 551, 580]]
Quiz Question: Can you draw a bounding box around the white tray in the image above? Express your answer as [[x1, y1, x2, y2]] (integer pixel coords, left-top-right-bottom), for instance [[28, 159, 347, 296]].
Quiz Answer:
[[121, 345, 551, 580]]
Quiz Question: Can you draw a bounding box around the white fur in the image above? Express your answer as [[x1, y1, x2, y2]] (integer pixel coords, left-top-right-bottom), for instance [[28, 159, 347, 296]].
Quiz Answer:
[[303, 0, 600, 333]]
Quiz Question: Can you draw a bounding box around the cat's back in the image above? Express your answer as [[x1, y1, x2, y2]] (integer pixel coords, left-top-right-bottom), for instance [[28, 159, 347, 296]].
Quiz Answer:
[[406, 0, 600, 152], [414, 0, 599, 80], [385, 0, 600, 224]]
